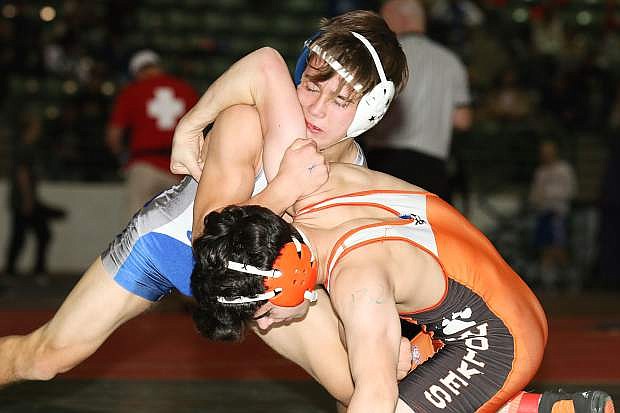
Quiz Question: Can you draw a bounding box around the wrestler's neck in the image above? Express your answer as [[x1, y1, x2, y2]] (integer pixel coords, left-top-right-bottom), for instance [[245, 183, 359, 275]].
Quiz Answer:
[[320, 137, 356, 163], [292, 224, 328, 286]]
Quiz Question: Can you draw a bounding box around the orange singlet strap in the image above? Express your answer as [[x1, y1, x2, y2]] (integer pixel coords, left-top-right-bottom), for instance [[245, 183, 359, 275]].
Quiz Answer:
[[324, 216, 442, 292], [296, 190, 434, 217], [324, 219, 413, 290]]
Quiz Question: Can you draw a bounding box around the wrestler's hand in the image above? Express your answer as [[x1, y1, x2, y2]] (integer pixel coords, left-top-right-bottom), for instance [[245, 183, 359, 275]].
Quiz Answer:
[[397, 336, 413, 380], [170, 118, 205, 180], [273, 138, 328, 200]]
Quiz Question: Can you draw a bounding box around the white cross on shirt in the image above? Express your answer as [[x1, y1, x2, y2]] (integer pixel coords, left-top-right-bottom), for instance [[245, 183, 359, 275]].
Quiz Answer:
[[147, 87, 185, 130]]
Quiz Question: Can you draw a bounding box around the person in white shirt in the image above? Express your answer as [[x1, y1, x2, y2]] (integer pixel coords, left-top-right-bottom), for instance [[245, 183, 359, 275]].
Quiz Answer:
[[529, 140, 577, 290]]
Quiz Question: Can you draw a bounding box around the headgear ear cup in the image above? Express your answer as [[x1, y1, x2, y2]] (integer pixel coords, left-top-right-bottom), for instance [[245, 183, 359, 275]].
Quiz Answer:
[[346, 32, 395, 138], [267, 242, 317, 307], [219, 238, 317, 307]]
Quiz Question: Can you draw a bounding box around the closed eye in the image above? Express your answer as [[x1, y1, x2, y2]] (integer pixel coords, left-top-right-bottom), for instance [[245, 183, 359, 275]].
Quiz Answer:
[[334, 98, 351, 108], [304, 81, 320, 93]]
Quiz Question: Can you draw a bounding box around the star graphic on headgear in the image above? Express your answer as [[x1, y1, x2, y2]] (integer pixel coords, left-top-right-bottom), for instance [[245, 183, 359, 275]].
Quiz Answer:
[[369, 115, 376, 122]]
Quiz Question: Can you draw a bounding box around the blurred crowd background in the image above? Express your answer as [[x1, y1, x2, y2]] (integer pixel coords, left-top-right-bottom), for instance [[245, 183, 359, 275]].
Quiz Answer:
[[0, 0, 618, 292]]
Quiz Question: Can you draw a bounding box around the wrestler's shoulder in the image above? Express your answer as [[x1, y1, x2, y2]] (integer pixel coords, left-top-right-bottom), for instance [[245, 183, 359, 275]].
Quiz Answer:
[[329, 163, 418, 191]]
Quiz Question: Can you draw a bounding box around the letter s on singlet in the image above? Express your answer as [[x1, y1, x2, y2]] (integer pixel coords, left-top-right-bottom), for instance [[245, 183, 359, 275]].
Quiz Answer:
[[425, 385, 452, 409]]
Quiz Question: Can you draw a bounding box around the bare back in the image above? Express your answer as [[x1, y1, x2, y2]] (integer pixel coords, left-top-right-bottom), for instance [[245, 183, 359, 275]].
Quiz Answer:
[[293, 163, 446, 313], [293, 163, 422, 226]]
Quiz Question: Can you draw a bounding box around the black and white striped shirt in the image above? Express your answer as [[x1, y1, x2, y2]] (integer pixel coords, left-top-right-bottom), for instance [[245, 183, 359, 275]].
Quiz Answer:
[[368, 34, 471, 160]]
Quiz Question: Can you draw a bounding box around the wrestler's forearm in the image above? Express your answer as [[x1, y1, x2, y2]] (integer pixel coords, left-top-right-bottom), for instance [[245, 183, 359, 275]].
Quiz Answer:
[[241, 176, 298, 216], [347, 382, 398, 413]]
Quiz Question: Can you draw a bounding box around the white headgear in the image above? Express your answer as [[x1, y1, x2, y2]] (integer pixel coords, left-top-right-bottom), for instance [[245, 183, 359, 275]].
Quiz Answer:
[[345, 32, 395, 138], [298, 31, 395, 138]]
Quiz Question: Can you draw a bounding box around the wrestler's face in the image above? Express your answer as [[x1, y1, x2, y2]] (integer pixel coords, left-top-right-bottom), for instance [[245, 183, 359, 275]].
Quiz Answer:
[[253, 300, 310, 330], [297, 67, 358, 149]]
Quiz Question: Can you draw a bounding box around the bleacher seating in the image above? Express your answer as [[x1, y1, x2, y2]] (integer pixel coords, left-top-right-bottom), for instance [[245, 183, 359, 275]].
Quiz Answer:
[[1, 0, 329, 180], [0, 0, 616, 195]]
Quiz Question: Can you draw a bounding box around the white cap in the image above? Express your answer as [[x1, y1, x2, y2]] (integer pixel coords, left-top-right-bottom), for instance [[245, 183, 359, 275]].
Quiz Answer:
[[129, 49, 160, 76]]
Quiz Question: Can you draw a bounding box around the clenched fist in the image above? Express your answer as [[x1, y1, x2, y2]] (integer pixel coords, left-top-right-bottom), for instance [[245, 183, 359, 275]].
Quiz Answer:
[[273, 138, 329, 200]]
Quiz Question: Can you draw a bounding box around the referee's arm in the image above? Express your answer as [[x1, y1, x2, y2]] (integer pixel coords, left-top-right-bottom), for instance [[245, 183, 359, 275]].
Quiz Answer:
[[453, 105, 472, 131]]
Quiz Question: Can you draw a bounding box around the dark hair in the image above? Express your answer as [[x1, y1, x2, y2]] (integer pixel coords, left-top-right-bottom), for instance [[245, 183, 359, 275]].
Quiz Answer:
[[191, 205, 296, 342], [304, 10, 409, 100]]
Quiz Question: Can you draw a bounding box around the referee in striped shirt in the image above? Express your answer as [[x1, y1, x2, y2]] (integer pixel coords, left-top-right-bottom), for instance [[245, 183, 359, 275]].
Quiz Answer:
[[365, 0, 472, 202]]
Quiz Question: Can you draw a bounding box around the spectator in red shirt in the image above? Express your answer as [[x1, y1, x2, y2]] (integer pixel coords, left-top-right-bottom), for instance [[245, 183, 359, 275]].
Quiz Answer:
[[106, 50, 198, 217]]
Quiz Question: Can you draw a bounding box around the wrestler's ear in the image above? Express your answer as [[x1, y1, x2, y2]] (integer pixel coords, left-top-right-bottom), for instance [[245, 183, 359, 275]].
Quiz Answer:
[[255, 315, 274, 331]]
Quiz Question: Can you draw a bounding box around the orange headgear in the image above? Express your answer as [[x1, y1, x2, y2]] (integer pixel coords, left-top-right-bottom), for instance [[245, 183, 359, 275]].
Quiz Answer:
[[217, 236, 318, 307]]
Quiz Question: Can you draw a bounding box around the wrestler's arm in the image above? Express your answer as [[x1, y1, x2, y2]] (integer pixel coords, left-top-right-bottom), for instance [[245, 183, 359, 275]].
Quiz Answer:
[[172, 47, 306, 181], [0, 258, 152, 386], [453, 106, 472, 131], [255, 291, 415, 410], [330, 263, 402, 413], [192, 105, 326, 238], [255, 289, 355, 405]]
